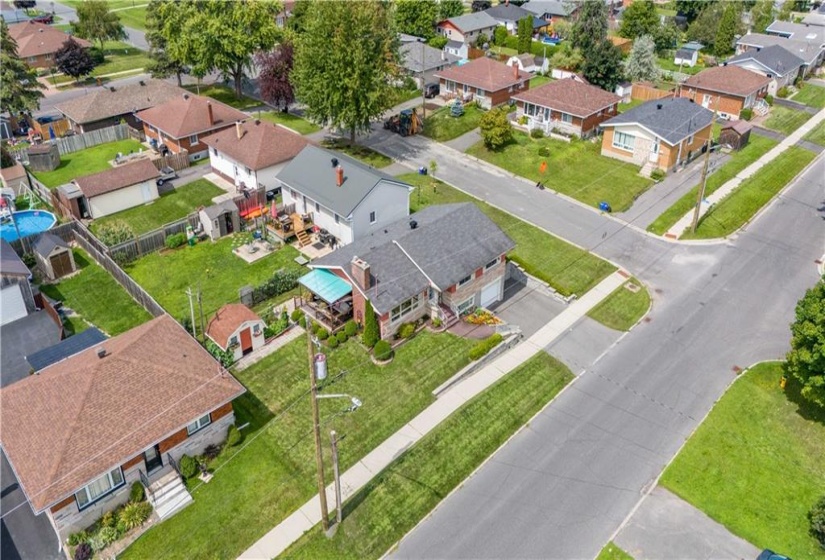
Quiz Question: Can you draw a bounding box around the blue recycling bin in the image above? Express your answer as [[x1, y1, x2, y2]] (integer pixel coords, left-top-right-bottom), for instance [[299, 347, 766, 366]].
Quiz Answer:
[[418, 166, 428, 175], [598, 201, 612, 213]]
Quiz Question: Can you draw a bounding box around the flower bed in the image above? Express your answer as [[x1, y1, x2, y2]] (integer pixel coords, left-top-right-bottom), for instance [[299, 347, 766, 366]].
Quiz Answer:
[[464, 308, 502, 326]]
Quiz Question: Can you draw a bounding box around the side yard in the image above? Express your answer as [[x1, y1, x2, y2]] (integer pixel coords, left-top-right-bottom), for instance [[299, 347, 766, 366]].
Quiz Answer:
[[422, 103, 485, 143], [321, 139, 392, 168], [184, 84, 260, 111], [32, 139, 145, 189], [258, 111, 322, 135], [660, 362, 825, 559], [762, 105, 812, 136], [792, 83, 825, 109]]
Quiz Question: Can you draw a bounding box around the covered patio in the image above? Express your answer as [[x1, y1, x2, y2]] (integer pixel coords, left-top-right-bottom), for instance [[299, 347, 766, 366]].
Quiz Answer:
[[298, 268, 354, 332]]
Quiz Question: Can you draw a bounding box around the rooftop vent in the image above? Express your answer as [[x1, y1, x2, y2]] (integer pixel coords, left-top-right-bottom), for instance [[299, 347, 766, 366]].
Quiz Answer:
[[409, 219, 418, 230], [331, 157, 339, 168], [656, 103, 663, 110], [109, 86, 116, 93], [96, 346, 107, 359], [139, 80, 145, 86]]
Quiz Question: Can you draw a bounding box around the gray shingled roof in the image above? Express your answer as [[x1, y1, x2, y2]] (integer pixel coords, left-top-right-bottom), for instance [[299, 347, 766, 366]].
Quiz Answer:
[[736, 33, 823, 66], [312, 203, 515, 313], [446, 11, 498, 33], [400, 41, 460, 73], [522, 0, 574, 17], [765, 20, 825, 42], [484, 3, 532, 21], [201, 199, 238, 221], [33, 233, 68, 259], [727, 44, 805, 76], [26, 328, 107, 372], [602, 97, 713, 145], [276, 145, 411, 218], [0, 240, 29, 277]]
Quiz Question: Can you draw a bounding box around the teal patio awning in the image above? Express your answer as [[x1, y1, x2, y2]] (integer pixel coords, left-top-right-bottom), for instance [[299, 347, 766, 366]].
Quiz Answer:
[[299, 269, 353, 304]]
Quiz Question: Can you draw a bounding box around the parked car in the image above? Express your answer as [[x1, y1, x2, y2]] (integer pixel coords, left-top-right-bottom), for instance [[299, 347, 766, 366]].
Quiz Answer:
[[757, 550, 791, 560], [31, 13, 54, 24], [424, 83, 440, 99], [156, 166, 177, 186]]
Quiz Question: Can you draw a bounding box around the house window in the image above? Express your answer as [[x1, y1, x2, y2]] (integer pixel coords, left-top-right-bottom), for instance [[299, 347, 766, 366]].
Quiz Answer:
[[457, 274, 472, 287], [612, 131, 636, 152], [229, 335, 238, 346], [476, 87, 485, 96], [391, 294, 422, 323], [253, 324, 261, 335], [525, 103, 536, 117], [315, 202, 320, 213], [457, 296, 475, 315], [334, 213, 340, 224], [652, 140, 659, 154], [445, 80, 456, 92], [75, 467, 125, 510], [211, 147, 217, 156], [189, 134, 199, 145], [28, 56, 36, 63], [369, 211, 376, 224], [561, 113, 573, 124], [245, 167, 251, 175], [484, 257, 499, 270], [186, 413, 212, 436], [687, 134, 694, 145]]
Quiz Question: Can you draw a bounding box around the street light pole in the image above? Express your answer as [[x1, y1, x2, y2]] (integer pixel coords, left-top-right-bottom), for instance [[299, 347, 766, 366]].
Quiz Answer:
[[690, 97, 719, 233], [330, 430, 342, 525], [308, 331, 330, 533]]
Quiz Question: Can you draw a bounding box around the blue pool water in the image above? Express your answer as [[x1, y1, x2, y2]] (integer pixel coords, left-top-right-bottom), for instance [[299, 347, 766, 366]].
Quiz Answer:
[[0, 210, 57, 242]]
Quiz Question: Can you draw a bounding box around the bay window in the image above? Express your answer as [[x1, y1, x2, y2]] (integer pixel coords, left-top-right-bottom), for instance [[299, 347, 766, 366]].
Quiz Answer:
[[391, 294, 422, 324], [75, 468, 124, 510]]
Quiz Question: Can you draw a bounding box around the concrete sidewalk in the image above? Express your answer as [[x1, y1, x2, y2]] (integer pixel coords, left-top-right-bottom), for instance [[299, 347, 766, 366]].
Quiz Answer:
[[238, 270, 628, 559], [666, 107, 825, 238]]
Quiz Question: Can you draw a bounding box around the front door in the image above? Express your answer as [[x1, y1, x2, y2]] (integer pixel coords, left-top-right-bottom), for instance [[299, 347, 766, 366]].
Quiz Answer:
[[240, 327, 253, 355], [144, 444, 162, 473]]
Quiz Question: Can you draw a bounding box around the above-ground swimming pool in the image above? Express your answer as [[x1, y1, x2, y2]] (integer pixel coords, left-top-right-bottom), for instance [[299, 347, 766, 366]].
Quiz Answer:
[[0, 210, 57, 242]]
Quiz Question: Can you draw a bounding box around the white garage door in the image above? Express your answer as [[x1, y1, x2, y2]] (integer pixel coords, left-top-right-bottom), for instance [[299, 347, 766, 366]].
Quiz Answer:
[[0, 283, 27, 326], [479, 277, 503, 308]]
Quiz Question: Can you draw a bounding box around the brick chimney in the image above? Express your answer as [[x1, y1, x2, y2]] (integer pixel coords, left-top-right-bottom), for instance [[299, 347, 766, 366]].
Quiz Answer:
[[236, 121, 243, 139], [207, 101, 214, 126], [351, 257, 370, 289], [335, 165, 344, 187], [513, 61, 518, 79]]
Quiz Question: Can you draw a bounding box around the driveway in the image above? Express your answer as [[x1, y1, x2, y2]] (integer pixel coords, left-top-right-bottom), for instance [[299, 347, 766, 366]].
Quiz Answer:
[[489, 278, 566, 338], [0, 311, 62, 388], [615, 486, 761, 560]]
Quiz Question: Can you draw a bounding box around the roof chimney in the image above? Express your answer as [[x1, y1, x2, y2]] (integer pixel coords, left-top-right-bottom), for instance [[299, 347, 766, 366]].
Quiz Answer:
[[335, 165, 344, 187], [236, 120, 243, 139], [351, 257, 370, 289], [513, 61, 519, 79], [96, 346, 107, 359], [207, 101, 214, 126]]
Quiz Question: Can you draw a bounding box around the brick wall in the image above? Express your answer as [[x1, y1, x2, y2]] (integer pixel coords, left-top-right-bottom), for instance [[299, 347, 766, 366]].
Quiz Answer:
[[679, 87, 746, 118], [441, 257, 506, 313]]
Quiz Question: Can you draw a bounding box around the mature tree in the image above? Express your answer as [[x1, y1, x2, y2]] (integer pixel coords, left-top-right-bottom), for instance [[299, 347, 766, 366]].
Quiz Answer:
[[479, 107, 512, 150], [751, 0, 776, 32], [552, 19, 571, 39], [714, 1, 742, 56], [653, 20, 680, 54], [517, 16, 532, 53], [549, 42, 583, 70], [624, 35, 659, 82], [493, 25, 509, 46], [55, 38, 96, 82], [71, 0, 127, 49], [439, 0, 465, 19], [287, 0, 311, 34], [362, 299, 380, 348], [778, 0, 794, 21], [785, 281, 825, 409], [687, 2, 725, 52], [428, 35, 448, 49], [292, 0, 399, 145], [255, 42, 294, 112], [145, 0, 185, 86], [471, 0, 492, 12], [13, 1, 37, 14], [571, 0, 608, 58], [675, 0, 716, 22], [1, 145, 16, 169], [0, 19, 44, 114], [395, 0, 439, 39], [474, 32, 490, 48], [619, 0, 659, 39], [582, 39, 623, 91]]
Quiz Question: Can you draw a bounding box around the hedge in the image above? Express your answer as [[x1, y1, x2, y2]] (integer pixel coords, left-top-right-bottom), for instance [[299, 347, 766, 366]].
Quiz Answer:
[[468, 333, 503, 361]]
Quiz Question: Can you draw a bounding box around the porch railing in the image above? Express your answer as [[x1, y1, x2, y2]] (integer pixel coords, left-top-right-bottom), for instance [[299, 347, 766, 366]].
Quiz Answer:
[[167, 453, 181, 478], [138, 468, 155, 502]]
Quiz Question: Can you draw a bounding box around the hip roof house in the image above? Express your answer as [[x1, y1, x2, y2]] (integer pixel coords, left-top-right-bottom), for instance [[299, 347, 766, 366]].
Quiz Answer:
[[7, 21, 91, 69], [434, 57, 531, 109], [679, 65, 771, 120], [726, 45, 805, 96]]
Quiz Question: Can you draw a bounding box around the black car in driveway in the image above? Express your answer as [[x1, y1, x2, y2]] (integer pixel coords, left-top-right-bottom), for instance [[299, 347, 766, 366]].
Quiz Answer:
[[424, 83, 439, 99]]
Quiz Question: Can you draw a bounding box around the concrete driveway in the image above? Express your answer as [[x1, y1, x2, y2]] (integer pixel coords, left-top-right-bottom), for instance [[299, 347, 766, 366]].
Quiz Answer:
[[489, 279, 565, 338]]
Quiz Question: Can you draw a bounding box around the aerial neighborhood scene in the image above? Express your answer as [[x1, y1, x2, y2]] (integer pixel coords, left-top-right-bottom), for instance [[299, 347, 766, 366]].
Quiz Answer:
[[1, 0, 825, 559]]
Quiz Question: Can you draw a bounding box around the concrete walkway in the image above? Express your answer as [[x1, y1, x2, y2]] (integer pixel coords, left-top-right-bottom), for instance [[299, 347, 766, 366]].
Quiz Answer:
[[665, 107, 825, 238], [235, 326, 304, 371], [238, 270, 628, 560], [444, 128, 481, 152]]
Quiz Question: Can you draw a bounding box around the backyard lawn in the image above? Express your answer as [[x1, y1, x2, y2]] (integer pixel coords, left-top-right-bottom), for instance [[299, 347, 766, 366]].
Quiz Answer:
[[32, 139, 145, 188], [792, 83, 825, 108], [646, 135, 778, 236], [657, 57, 704, 75], [762, 105, 812, 135], [39, 249, 151, 336], [661, 362, 825, 559], [283, 352, 573, 559], [122, 331, 478, 560], [596, 542, 635, 560], [617, 99, 644, 113], [184, 84, 259, 111], [422, 103, 485, 142], [92, 40, 150, 77], [125, 236, 306, 321], [466, 131, 653, 212], [683, 146, 814, 239], [258, 110, 321, 135], [586, 278, 650, 331], [402, 173, 615, 297], [529, 74, 552, 88], [90, 179, 224, 236], [321, 139, 393, 168]]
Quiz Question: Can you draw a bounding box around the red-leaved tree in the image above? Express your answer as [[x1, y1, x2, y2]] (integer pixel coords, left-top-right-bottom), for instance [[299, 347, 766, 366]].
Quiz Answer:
[[255, 42, 295, 112]]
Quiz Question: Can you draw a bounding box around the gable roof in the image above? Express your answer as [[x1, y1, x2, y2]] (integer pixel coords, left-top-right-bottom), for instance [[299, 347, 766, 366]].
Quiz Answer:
[[434, 57, 531, 92], [721, 119, 753, 135], [26, 328, 107, 372], [72, 159, 159, 198], [201, 199, 238, 221], [512, 78, 621, 117], [7, 21, 91, 58], [601, 97, 713, 145], [0, 314, 245, 513], [206, 304, 262, 348], [135, 94, 249, 139], [0, 240, 29, 277], [522, 0, 575, 17], [201, 119, 308, 171], [441, 12, 498, 33], [312, 203, 515, 313], [33, 232, 69, 259], [736, 33, 823, 66], [276, 145, 411, 218], [55, 80, 187, 125], [400, 41, 460, 74], [727, 44, 805, 76], [681, 65, 772, 97], [484, 3, 532, 21]]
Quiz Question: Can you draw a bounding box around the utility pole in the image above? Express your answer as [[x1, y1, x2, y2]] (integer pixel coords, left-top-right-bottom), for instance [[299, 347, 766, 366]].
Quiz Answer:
[[308, 331, 330, 532], [197, 283, 206, 342], [185, 287, 197, 338], [421, 39, 427, 121], [330, 430, 343, 525], [690, 97, 719, 233]]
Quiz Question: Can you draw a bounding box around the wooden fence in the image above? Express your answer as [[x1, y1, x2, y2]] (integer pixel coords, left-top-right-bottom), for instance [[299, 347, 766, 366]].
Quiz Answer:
[[631, 82, 676, 102], [46, 124, 131, 156], [26, 172, 53, 203], [152, 150, 190, 172], [8, 221, 76, 255], [108, 214, 200, 264]]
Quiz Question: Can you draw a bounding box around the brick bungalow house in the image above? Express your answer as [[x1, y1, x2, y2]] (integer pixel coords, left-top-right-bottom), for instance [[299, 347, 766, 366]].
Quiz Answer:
[[206, 303, 266, 362], [726, 45, 805, 97], [7, 21, 91, 69], [679, 65, 771, 120], [67, 159, 160, 219], [512, 78, 621, 138], [302, 203, 515, 339], [434, 57, 531, 109], [136, 93, 248, 162], [600, 97, 714, 176], [435, 12, 498, 46], [0, 315, 246, 546], [201, 119, 307, 193]]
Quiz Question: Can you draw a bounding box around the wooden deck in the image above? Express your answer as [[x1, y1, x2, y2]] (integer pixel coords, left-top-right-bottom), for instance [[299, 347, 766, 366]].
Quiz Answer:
[[267, 212, 312, 242]]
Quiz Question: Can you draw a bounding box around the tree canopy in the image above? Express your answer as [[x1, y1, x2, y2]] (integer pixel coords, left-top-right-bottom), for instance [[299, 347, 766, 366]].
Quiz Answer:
[[687, 2, 725, 52], [439, 0, 464, 20], [619, 0, 659, 39], [0, 18, 44, 114], [571, 0, 608, 58], [55, 38, 96, 82], [624, 35, 659, 82], [255, 42, 295, 111], [750, 0, 775, 33], [549, 42, 583, 71], [785, 281, 825, 409], [395, 0, 439, 39], [145, 0, 186, 86], [71, 0, 127, 49], [479, 107, 512, 151], [517, 16, 532, 54], [653, 20, 680, 55], [471, 0, 492, 13], [582, 39, 623, 92], [714, 1, 743, 56], [675, 0, 716, 22]]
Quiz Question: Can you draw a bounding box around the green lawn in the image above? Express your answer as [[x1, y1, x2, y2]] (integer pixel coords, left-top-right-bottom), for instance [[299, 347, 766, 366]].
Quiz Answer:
[[466, 131, 653, 212], [763, 105, 812, 135], [258, 110, 322, 135], [321, 139, 393, 168], [683, 146, 814, 239], [596, 542, 635, 560], [661, 362, 825, 559], [587, 278, 650, 331], [657, 57, 704, 75], [39, 249, 151, 336], [529, 74, 553, 88], [125, 236, 306, 321], [422, 103, 485, 142], [90, 179, 224, 236], [32, 139, 145, 188], [391, 85, 422, 105], [792, 83, 825, 108], [646, 134, 778, 236], [122, 331, 478, 560], [183, 84, 259, 110], [617, 99, 644, 114], [402, 173, 615, 297], [284, 352, 573, 559], [92, 40, 150, 77], [804, 122, 825, 147], [60, 0, 147, 30]]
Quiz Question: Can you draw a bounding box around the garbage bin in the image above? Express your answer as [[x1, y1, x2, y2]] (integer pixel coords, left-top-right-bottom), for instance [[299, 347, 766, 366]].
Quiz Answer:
[[598, 201, 612, 213], [419, 166, 427, 175]]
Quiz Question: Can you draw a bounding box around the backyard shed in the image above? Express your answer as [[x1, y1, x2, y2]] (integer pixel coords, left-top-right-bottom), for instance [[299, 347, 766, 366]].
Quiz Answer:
[[719, 120, 752, 151], [206, 303, 266, 362], [26, 144, 60, 172], [33, 233, 75, 280], [199, 200, 240, 241]]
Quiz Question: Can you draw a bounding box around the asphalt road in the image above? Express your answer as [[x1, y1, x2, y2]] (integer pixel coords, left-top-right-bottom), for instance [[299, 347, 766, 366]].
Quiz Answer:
[[373, 130, 825, 558]]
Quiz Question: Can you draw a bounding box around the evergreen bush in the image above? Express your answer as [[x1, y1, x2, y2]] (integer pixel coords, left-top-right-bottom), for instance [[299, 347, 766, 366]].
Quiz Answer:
[[179, 454, 198, 478], [374, 339, 393, 361]]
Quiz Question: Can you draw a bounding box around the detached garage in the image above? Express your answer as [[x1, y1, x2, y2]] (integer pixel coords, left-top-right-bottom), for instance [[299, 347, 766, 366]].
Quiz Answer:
[[73, 159, 160, 219], [34, 233, 76, 280], [0, 240, 35, 326]]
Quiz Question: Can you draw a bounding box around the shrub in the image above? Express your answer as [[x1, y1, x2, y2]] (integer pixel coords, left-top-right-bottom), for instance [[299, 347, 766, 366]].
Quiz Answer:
[[99, 510, 117, 529], [764, 94, 774, 106], [432, 317, 442, 328], [427, 35, 447, 49], [344, 320, 358, 337], [129, 481, 145, 503], [518, 115, 528, 125], [810, 495, 825, 548], [650, 168, 666, 181], [336, 331, 348, 343], [95, 220, 135, 247], [362, 299, 380, 348], [298, 315, 307, 329], [203, 443, 222, 460], [21, 252, 36, 269], [373, 339, 393, 361], [68, 530, 89, 546], [164, 232, 187, 249], [250, 269, 302, 303], [397, 322, 416, 339], [468, 333, 503, 361], [74, 542, 92, 560], [537, 146, 549, 157], [327, 335, 339, 349], [530, 127, 544, 139], [777, 86, 789, 98], [739, 108, 753, 121], [88, 534, 107, 553], [119, 501, 153, 531], [97, 526, 119, 546], [179, 454, 198, 479], [205, 340, 234, 367], [226, 424, 243, 447], [479, 107, 513, 150], [88, 47, 105, 64], [291, 308, 305, 322], [316, 327, 329, 340]]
